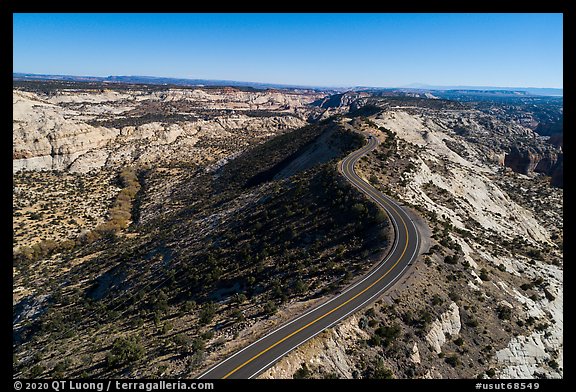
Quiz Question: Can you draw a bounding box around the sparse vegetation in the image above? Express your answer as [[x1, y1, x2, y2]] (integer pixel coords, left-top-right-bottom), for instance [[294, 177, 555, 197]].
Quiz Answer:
[[106, 336, 145, 369], [13, 113, 393, 378], [366, 358, 394, 379], [479, 268, 490, 282], [14, 83, 563, 380], [496, 305, 512, 320], [444, 354, 459, 368], [293, 363, 311, 379], [13, 170, 118, 264], [13, 167, 141, 273]]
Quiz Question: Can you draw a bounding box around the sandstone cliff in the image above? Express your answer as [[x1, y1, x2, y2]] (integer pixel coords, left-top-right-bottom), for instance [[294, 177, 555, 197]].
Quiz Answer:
[[261, 105, 562, 379], [13, 87, 324, 173], [504, 145, 562, 187]]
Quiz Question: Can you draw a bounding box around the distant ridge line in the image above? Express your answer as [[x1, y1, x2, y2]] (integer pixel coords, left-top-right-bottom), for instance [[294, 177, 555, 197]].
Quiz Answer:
[[13, 72, 563, 97]]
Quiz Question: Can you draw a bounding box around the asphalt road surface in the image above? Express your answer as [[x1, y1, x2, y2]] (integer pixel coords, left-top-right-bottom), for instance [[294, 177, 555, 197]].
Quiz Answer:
[[197, 134, 421, 379]]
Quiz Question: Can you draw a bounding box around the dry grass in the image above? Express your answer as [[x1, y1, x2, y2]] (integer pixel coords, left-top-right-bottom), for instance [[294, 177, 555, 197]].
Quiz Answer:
[[13, 169, 119, 251]]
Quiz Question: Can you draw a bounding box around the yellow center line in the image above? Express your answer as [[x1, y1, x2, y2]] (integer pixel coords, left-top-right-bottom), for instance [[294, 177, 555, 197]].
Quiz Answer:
[[222, 138, 410, 379]]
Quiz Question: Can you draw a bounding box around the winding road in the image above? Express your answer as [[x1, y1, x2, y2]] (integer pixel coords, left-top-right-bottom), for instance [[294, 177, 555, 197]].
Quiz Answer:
[[197, 133, 421, 379]]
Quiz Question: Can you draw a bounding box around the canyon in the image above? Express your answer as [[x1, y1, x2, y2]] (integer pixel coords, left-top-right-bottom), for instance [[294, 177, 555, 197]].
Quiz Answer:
[[13, 81, 562, 380]]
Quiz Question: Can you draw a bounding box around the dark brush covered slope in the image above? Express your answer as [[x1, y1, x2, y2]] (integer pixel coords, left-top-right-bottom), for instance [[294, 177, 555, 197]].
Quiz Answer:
[[13, 116, 391, 378]]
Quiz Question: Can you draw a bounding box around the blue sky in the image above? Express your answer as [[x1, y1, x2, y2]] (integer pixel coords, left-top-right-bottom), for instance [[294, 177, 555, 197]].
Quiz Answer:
[[13, 13, 563, 88]]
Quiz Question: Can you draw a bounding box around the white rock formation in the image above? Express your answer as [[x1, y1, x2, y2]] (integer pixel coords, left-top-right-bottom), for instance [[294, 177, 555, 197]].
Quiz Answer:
[[494, 275, 563, 378], [13, 88, 319, 173], [373, 108, 562, 378], [425, 302, 461, 354], [259, 314, 368, 379], [496, 332, 561, 378], [410, 342, 421, 364], [374, 110, 552, 246]]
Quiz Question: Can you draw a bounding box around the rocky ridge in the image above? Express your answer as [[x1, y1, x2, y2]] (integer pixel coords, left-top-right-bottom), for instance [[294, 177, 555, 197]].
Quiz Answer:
[[13, 87, 325, 173], [261, 102, 562, 379], [12, 85, 562, 380]]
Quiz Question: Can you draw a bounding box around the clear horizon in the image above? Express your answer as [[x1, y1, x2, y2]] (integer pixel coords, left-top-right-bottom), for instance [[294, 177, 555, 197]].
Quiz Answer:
[[13, 13, 563, 89]]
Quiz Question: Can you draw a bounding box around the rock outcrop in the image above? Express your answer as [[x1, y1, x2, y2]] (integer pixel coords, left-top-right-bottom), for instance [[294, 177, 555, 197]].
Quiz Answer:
[[496, 333, 562, 378], [504, 146, 542, 174], [425, 302, 461, 354], [13, 87, 323, 173], [504, 145, 562, 187], [263, 102, 562, 379], [550, 154, 563, 188], [311, 91, 369, 110], [259, 314, 368, 379], [13, 90, 119, 171]]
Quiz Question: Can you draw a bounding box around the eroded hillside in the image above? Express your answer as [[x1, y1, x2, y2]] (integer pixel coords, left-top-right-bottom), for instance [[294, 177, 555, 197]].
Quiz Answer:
[[13, 83, 562, 380], [260, 100, 562, 380], [13, 81, 324, 172], [13, 102, 392, 378]]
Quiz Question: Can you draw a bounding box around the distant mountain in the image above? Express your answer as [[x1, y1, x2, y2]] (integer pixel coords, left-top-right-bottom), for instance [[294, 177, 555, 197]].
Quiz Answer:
[[13, 73, 563, 97], [398, 83, 562, 97], [12, 73, 331, 92]]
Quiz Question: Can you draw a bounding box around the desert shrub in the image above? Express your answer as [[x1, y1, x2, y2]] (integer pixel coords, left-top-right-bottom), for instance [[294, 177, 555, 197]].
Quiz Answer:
[[445, 354, 459, 367], [496, 305, 512, 320], [293, 363, 311, 379], [369, 358, 394, 379], [431, 294, 444, 306], [29, 364, 45, 378], [106, 336, 145, 369], [374, 323, 402, 347], [264, 300, 277, 315], [199, 302, 217, 325]]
